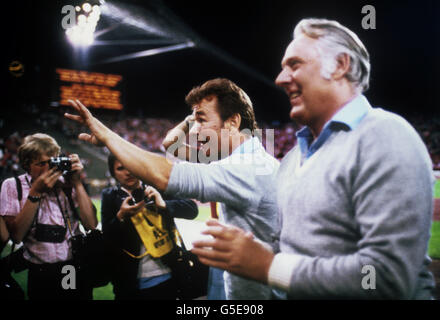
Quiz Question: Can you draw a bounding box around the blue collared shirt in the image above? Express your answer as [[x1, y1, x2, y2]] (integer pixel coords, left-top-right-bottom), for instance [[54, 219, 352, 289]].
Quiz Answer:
[[296, 94, 371, 163]]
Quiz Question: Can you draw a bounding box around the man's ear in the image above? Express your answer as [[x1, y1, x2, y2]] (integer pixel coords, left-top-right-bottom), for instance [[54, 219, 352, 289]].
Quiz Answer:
[[225, 113, 242, 132], [332, 52, 351, 81]]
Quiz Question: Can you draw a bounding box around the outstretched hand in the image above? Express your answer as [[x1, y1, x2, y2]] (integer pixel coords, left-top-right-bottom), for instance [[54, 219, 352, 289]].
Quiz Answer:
[[191, 219, 275, 284], [64, 99, 109, 146]]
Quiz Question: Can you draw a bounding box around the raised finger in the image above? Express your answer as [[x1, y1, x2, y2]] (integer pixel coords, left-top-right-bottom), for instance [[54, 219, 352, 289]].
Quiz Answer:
[[78, 133, 93, 142], [74, 99, 87, 108], [76, 99, 93, 118], [64, 113, 85, 124], [67, 99, 91, 119], [66, 99, 84, 115]]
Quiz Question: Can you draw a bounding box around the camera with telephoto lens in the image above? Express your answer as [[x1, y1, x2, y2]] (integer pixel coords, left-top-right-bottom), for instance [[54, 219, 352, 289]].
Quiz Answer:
[[49, 156, 72, 175], [128, 187, 155, 208]]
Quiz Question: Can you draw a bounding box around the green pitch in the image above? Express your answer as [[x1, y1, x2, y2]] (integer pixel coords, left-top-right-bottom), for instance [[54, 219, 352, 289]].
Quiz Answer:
[[428, 180, 440, 258]]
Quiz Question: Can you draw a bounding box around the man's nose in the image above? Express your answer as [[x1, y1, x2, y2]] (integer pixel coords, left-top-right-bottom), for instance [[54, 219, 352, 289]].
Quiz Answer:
[[275, 68, 291, 87]]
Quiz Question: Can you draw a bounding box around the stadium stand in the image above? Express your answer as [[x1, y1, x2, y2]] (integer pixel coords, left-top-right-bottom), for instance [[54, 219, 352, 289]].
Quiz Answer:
[[2, 110, 440, 183]]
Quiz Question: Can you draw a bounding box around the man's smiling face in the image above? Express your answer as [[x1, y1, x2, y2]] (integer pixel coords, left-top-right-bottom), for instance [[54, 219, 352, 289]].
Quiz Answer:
[[275, 34, 336, 130], [189, 95, 226, 159]]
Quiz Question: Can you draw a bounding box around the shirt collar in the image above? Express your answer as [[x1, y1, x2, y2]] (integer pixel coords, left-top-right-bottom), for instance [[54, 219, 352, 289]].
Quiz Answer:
[[231, 136, 263, 155], [331, 94, 371, 131], [296, 94, 371, 139]]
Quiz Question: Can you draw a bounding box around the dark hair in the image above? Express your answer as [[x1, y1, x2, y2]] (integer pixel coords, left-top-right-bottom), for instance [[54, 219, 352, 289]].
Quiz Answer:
[[107, 153, 117, 178], [185, 78, 258, 132]]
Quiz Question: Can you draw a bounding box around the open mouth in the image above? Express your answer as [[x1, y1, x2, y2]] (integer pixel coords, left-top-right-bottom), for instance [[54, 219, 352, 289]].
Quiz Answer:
[[126, 176, 137, 184], [196, 137, 209, 150], [289, 91, 302, 104]]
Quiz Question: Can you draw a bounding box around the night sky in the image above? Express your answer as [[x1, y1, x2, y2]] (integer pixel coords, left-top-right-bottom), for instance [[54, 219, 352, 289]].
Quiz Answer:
[[2, 0, 439, 133]]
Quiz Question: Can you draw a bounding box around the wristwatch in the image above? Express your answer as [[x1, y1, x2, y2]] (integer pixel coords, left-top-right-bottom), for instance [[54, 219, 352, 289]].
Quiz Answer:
[[27, 194, 41, 203]]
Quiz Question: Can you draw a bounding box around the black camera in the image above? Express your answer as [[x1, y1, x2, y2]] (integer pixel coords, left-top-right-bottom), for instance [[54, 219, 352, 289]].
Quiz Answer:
[[128, 187, 155, 207], [49, 156, 72, 175], [34, 223, 67, 243]]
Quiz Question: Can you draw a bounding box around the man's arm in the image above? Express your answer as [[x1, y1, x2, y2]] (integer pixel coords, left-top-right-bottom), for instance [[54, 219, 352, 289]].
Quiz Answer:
[[164, 199, 198, 220], [162, 115, 198, 162], [144, 185, 198, 220], [65, 100, 172, 191], [165, 159, 259, 208]]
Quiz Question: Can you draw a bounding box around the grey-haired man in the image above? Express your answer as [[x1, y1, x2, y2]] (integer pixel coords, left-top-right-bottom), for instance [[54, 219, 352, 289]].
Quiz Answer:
[[192, 18, 435, 299]]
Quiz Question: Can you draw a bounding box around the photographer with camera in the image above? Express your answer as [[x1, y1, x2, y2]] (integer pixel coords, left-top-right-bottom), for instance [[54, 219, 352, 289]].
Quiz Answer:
[[101, 154, 198, 300], [0, 133, 97, 300]]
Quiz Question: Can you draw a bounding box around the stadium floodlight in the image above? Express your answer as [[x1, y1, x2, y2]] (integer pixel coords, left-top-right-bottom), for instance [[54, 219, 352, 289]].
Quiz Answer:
[[65, 2, 102, 47], [82, 2, 92, 13], [92, 5, 101, 14]]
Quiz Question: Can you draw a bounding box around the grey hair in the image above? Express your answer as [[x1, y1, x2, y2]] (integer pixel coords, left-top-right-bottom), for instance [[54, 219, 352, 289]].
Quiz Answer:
[[294, 18, 371, 93]]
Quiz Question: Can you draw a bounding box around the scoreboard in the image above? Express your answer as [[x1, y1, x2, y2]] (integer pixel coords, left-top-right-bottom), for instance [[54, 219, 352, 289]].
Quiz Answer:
[[56, 68, 123, 110]]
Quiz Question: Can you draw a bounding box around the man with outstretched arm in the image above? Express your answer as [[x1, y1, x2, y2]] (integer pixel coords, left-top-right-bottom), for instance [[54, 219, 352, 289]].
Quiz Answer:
[[65, 78, 280, 300]]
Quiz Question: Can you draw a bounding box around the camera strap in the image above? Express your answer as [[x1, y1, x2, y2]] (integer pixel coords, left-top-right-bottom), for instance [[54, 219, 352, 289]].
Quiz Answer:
[[24, 175, 42, 237], [54, 189, 73, 237]]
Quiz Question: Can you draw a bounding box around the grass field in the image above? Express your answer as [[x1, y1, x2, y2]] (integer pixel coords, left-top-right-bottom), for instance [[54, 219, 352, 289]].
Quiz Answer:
[[4, 181, 440, 299], [428, 180, 440, 258]]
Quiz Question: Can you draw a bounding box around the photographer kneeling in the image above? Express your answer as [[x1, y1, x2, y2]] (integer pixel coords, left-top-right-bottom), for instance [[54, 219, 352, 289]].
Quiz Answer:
[[101, 154, 198, 300], [0, 133, 97, 300]]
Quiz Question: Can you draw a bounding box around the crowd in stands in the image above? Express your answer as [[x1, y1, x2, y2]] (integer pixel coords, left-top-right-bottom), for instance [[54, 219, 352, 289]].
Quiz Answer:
[[55, 107, 299, 160], [110, 117, 177, 153], [0, 132, 23, 180], [408, 115, 440, 170], [2, 111, 440, 183]]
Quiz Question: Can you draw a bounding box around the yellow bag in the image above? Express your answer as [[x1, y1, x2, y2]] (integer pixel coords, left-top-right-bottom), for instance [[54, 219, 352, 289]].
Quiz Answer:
[[123, 206, 175, 259]]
